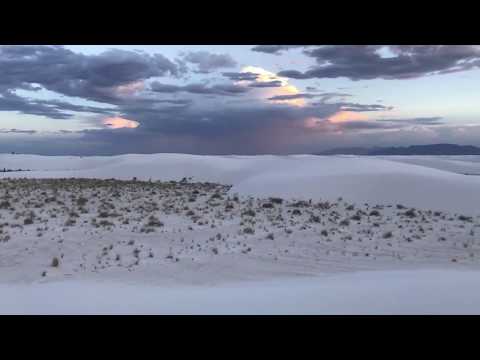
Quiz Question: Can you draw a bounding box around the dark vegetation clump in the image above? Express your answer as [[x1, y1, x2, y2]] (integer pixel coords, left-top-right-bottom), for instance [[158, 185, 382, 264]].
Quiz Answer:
[[404, 209, 417, 218], [0, 201, 11, 209], [147, 215, 164, 227], [351, 214, 361, 221], [310, 215, 321, 223], [242, 209, 256, 217], [383, 231, 393, 239], [243, 227, 255, 234], [51, 257, 59, 267], [269, 197, 283, 205], [76, 197, 88, 207]]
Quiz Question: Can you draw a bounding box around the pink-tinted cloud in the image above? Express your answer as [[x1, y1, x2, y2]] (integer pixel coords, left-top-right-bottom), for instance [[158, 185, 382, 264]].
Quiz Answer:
[[328, 111, 368, 123], [102, 117, 140, 129]]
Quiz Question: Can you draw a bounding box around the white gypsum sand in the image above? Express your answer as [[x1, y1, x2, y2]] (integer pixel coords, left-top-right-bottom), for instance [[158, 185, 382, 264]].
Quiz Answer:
[[1, 153, 480, 314]]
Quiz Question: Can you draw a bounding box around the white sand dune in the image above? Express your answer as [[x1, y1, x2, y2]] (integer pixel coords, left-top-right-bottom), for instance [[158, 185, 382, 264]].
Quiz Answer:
[[2, 153, 480, 314]]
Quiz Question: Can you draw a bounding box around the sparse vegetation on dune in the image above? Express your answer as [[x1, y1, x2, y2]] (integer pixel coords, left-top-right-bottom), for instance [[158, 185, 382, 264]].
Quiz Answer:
[[0, 177, 479, 282]]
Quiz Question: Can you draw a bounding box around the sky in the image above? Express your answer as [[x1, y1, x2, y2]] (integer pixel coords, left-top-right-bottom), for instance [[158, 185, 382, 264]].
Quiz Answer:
[[1, 45, 480, 155]]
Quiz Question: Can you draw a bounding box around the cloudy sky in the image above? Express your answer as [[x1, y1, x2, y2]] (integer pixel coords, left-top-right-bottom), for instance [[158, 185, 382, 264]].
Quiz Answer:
[[1, 45, 480, 155]]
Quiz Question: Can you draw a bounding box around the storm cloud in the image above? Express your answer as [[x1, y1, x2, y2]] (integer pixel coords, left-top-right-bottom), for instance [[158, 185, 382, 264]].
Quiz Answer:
[[0, 45, 476, 156], [222, 72, 260, 81], [276, 45, 480, 80], [0, 45, 182, 104], [181, 51, 237, 73], [149, 81, 251, 96], [251, 45, 311, 54]]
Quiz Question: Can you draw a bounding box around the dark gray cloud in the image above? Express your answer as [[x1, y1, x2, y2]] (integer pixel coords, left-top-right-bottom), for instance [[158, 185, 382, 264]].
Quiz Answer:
[[249, 80, 283, 88], [251, 45, 310, 54], [0, 90, 118, 120], [0, 128, 37, 134], [181, 51, 237, 73], [150, 81, 251, 96], [222, 72, 259, 81], [277, 45, 480, 80], [0, 45, 182, 105]]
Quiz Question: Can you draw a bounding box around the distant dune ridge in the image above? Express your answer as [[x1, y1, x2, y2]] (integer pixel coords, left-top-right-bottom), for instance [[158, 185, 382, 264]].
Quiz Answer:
[[317, 144, 480, 155]]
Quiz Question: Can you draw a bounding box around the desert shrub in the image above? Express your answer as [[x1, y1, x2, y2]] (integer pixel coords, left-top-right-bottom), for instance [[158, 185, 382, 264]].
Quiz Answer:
[[396, 204, 405, 209], [346, 205, 355, 211], [351, 214, 361, 221], [51, 257, 59, 267], [76, 197, 88, 207], [404, 209, 417, 218], [65, 218, 76, 226], [24, 217, 34, 225], [269, 197, 283, 205], [321, 229, 328, 236], [310, 215, 321, 223], [262, 203, 274, 209], [291, 201, 309, 208], [0, 201, 11, 209], [383, 231, 393, 239], [243, 227, 255, 234], [369, 210, 380, 216], [147, 216, 164, 227], [339, 219, 350, 226], [266, 233, 274, 240], [458, 215, 473, 222], [292, 209, 302, 215], [242, 209, 256, 217]]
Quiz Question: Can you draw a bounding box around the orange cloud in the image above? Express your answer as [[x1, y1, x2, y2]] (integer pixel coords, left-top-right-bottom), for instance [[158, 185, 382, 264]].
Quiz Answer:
[[328, 111, 368, 123], [103, 117, 140, 129]]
